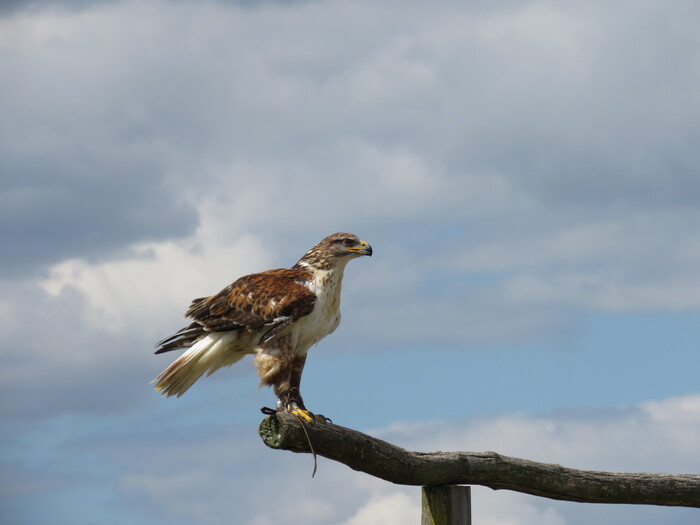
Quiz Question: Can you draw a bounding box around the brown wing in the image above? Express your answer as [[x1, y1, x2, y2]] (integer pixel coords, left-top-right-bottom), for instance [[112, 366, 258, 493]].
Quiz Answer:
[[155, 269, 316, 353]]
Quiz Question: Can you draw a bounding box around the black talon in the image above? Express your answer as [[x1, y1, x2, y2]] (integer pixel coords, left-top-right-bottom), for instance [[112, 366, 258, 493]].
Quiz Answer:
[[260, 406, 277, 415], [303, 411, 331, 424], [315, 413, 332, 424]]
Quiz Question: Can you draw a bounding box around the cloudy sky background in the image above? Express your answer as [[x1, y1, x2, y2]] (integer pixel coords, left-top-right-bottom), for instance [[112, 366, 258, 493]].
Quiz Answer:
[[2, 0, 700, 523]]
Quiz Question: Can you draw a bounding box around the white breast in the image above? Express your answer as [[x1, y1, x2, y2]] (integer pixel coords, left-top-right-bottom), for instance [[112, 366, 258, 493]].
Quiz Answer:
[[291, 267, 344, 354]]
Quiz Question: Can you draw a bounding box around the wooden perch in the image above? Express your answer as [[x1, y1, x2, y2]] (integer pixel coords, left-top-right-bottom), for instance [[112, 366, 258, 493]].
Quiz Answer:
[[259, 412, 700, 508]]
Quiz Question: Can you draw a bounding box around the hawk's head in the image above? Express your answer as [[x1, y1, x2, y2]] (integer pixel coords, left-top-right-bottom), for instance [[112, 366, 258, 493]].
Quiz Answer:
[[296, 232, 372, 270]]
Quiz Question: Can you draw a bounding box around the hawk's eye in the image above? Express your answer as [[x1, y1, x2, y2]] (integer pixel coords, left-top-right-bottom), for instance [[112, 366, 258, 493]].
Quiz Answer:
[[342, 238, 355, 247]]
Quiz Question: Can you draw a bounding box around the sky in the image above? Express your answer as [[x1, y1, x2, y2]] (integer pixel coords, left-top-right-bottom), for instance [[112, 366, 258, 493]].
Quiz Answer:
[[1, 0, 700, 523]]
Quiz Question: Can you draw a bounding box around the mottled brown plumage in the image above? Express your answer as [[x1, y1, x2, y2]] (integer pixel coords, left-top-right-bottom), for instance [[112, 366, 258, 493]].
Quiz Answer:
[[156, 269, 317, 353], [153, 233, 372, 419]]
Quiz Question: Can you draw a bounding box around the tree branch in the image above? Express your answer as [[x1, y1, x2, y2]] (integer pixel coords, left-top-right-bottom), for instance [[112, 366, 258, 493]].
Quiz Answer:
[[259, 413, 700, 508]]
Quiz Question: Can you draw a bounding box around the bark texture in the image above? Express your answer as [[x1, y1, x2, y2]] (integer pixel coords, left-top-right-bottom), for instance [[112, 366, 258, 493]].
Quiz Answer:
[[259, 412, 700, 508]]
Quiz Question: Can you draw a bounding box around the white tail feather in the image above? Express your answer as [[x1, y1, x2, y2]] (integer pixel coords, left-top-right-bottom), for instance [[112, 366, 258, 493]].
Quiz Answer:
[[153, 332, 248, 397]]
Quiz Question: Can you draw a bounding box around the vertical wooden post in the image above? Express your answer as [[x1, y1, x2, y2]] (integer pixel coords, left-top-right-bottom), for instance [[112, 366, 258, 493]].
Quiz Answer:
[[421, 485, 471, 525]]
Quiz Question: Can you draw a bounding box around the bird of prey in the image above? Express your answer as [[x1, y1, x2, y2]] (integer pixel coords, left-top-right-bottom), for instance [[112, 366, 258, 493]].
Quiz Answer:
[[153, 232, 372, 421]]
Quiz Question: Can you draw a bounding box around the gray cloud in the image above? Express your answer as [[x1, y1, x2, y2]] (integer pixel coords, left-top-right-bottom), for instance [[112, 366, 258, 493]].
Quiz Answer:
[[0, 8, 201, 276], [0, 0, 109, 15], [2, 0, 700, 421], [0, 158, 197, 277], [3, 0, 698, 280], [0, 0, 306, 16]]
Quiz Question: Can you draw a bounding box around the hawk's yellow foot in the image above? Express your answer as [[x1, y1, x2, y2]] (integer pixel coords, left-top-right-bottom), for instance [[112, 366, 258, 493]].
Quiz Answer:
[[278, 400, 331, 423], [289, 407, 316, 423], [289, 408, 331, 423]]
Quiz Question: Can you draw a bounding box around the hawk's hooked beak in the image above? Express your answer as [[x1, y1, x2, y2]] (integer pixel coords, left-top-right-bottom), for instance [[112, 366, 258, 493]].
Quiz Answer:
[[348, 240, 373, 257]]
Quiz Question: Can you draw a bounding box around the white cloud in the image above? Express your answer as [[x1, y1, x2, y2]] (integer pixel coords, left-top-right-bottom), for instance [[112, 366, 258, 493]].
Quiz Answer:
[[39, 229, 269, 334], [380, 394, 700, 476], [340, 491, 419, 525], [473, 490, 569, 525], [0, 204, 273, 418]]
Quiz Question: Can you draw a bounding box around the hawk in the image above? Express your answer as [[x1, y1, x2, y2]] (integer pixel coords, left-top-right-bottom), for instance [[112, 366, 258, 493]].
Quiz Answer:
[[153, 232, 372, 421]]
